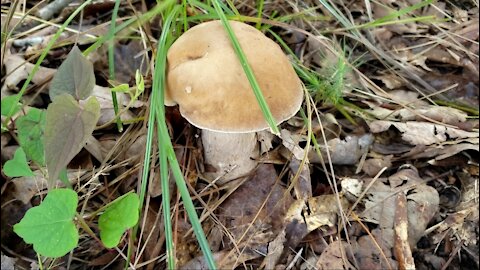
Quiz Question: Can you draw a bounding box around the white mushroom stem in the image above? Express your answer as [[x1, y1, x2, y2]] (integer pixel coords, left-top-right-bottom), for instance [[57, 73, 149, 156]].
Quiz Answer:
[[201, 130, 259, 184]]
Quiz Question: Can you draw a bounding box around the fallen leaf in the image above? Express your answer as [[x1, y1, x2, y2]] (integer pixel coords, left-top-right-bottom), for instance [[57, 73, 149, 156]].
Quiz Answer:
[[360, 167, 439, 248], [369, 120, 479, 145], [362, 156, 392, 177], [11, 169, 86, 204], [218, 164, 292, 246], [315, 240, 355, 270], [309, 134, 374, 165], [1, 54, 55, 93]]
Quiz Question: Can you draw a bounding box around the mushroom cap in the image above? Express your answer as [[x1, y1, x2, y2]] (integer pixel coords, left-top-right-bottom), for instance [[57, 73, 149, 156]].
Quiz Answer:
[[166, 20, 303, 133]]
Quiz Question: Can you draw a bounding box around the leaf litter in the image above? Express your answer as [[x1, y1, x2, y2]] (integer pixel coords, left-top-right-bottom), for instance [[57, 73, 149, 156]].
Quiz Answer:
[[1, 0, 478, 269]]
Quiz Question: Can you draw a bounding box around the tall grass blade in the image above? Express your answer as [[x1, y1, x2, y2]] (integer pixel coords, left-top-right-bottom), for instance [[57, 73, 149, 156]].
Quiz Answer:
[[211, 0, 280, 135], [152, 5, 217, 269]]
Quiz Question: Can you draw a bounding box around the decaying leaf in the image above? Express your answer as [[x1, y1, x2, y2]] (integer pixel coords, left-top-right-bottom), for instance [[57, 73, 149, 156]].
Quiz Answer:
[[45, 95, 100, 187], [369, 120, 479, 145], [362, 155, 393, 177], [360, 167, 439, 248], [10, 169, 86, 204], [305, 195, 350, 232], [309, 134, 374, 165], [218, 164, 292, 247], [1, 54, 55, 93], [432, 170, 479, 247], [316, 240, 356, 270]]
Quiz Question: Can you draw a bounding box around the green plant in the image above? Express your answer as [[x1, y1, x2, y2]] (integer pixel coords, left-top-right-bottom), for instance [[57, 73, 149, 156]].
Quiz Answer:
[[3, 147, 34, 177], [44, 46, 100, 187], [14, 188, 140, 258], [14, 189, 79, 258], [5, 45, 139, 261]]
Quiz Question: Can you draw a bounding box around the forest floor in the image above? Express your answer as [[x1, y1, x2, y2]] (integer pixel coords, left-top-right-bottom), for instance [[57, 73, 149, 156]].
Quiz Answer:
[[1, 0, 478, 269]]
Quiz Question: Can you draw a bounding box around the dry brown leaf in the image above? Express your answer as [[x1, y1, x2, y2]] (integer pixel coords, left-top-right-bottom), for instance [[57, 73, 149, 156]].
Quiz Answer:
[[289, 158, 312, 201], [2, 54, 55, 93], [181, 247, 265, 270], [10, 169, 86, 204], [369, 120, 479, 145], [362, 155, 393, 177], [315, 240, 355, 270], [0, 254, 16, 270], [92, 85, 144, 126], [352, 229, 399, 270], [309, 134, 374, 165], [305, 195, 350, 232], [281, 129, 306, 161], [432, 170, 479, 247], [360, 168, 439, 248], [218, 164, 291, 246]]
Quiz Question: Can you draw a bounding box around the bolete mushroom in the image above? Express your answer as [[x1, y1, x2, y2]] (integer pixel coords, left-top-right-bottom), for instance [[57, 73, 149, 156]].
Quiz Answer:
[[166, 20, 303, 184]]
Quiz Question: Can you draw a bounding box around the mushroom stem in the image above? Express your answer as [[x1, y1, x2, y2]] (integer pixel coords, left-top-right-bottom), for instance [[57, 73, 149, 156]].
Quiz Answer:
[[201, 130, 259, 184]]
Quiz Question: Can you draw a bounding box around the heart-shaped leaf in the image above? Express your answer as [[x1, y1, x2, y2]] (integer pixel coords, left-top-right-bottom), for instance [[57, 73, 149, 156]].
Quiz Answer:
[[16, 108, 46, 165], [14, 188, 79, 258], [45, 94, 100, 187], [3, 147, 34, 177], [99, 193, 140, 248], [49, 46, 95, 100]]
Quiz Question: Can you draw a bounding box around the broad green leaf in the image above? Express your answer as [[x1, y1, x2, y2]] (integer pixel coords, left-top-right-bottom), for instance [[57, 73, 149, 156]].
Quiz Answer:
[[3, 147, 34, 177], [1, 95, 21, 116], [14, 188, 79, 258], [49, 46, 95, 100], [99, 193, 140, 248], [16, 108, 46, 165], [45, 94, 100, 187]]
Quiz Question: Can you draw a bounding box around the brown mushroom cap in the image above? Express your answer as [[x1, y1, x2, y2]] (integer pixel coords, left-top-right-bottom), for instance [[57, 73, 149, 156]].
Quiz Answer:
[[166, 20, 303, 133]]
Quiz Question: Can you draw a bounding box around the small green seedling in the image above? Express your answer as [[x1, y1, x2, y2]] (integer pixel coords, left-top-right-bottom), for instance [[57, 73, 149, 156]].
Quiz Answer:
[[110, 69, 146, 105], [99, 193, 140, 248], [3, 147, 34, 177], [14, 189, 140, 258], [14, 189, 79, 258]]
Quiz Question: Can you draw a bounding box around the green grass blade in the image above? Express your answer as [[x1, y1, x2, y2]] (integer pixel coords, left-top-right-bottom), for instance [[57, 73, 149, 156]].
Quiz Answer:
[[152, 7, 179, 269], [255, 0, 265, 29], [83, 0, 175, 56], [211, 0, 280, 135], [108, 1, 173, 268], [107, 0, 123, 132], [4, 0, 94, 121], [152, 6, 217, 269]]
